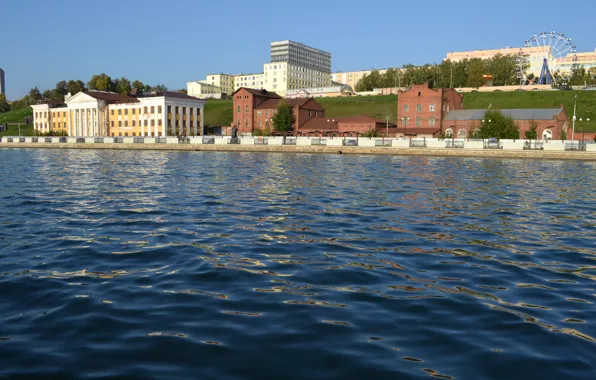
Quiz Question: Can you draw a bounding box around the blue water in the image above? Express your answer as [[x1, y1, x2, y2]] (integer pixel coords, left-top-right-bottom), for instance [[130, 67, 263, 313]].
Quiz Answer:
[[0, 149, 595, 380]]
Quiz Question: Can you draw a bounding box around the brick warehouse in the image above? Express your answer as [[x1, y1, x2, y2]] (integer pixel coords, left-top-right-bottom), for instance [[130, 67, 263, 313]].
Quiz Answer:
[[396, 83, 570, 139]]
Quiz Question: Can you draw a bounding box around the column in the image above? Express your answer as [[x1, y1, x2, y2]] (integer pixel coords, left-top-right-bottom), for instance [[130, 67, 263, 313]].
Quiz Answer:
[[162, 105, 167, 137], [186, 107, 191, 136], [140, 108, 145, 136], [193, 108, 198, 136], [179, 106, 184, 136], [199, 107, 204, 136], [67, 110, 72, 136]]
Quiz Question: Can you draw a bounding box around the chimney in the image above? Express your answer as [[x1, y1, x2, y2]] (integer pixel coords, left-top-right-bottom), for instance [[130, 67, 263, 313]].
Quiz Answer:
[[65, 92, 72, 101]]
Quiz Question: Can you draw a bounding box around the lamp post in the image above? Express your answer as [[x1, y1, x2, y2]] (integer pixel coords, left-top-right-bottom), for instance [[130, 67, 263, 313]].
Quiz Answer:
[[386, 115, 389, 137], [571, 93, 577, 141], [401, 117, 409, 138], [579, 117, 590, 144]]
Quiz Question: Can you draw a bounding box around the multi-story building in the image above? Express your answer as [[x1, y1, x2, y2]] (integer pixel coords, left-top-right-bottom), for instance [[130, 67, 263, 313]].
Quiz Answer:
[[397, 84, 464, 136], [187, 81, 223, 99], [270, 40, 331, 73], [233, 73, 265, 91], [203, 73, 235, 95], [331, 69, 388, 90], [285, 85, 354, 99], [560, 48, 596, 73], [0, 68, 5, 95], [31, 90, 206, 137]]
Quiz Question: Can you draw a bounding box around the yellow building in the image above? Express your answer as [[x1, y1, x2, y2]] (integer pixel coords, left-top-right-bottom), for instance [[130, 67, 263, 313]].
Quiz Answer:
[[32, 90, 206, 137]]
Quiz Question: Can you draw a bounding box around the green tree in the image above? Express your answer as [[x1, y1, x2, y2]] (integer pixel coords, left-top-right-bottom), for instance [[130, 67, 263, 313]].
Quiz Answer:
[[467, 58, 486, 88], [42, 90, 53, 99], [272, 102, 296, 132], [55, 81, 68, 98], [88, 73, 113, 91], [115, 77, 132, 95], [29, 87, 42, 101], [478, 110, 520, 139], [0, 94, 9, 113], [67, 80, 85, 95], [561, 129, 567, 141], [525, 121, 538, 139], [154, 84, 168, 93]]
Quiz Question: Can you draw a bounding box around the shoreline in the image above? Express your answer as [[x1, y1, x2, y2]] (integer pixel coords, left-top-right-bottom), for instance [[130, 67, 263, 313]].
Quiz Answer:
[[2, 142, 596, 160]]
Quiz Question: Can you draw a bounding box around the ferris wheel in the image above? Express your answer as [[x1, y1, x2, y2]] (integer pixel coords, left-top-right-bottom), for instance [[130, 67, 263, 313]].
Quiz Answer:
[[515, 31, 578, 86]]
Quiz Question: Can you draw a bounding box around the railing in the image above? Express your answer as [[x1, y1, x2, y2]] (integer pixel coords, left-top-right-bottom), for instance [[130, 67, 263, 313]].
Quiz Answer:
[[523, 140, 544, 150], [254, 137, 268, 145], [6, 138, 13, 143], [228, 137, 240, 144], [45, 137, 53, 143], [19, 138, 26, 143], [484, 140, 503, 149], [59, 137, 67, 143], [31, 137, 39, 143], [342, 138, 358, 146], [565, 142, 586, 151], [375, 139, 392, 146], [178, 137, 190, 144], [311, 137, 327, 145], [202, 136, 215, 144], [114, 137, 124, 143], [94, 138, 104, 143], [76, 138, 85, 143], [282, 137, 296, 145], [445, 139, 465, 148], [409, 138, 427, 148], [133, 137, 145, 144], [156, 137, 168, 144]]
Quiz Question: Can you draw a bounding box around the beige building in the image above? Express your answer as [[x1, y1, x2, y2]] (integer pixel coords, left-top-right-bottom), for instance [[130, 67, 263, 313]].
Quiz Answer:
[[32, 90, 206, 137], [263, 62, 331, 96], [331, 69, 388, 89], [560, 48, 596, 73], [187, 81, 223, 99], [204, 73, 235, 95]]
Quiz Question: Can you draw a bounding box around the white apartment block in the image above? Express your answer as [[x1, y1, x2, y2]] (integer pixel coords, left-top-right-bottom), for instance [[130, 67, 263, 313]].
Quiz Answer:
[[263, 62, 330, 95], [204, 73, 235, 95], [233, 73, 265, 91]]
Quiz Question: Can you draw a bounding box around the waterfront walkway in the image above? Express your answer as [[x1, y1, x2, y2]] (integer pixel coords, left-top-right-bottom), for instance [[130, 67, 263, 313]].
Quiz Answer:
[[1, 136, 595, 160]]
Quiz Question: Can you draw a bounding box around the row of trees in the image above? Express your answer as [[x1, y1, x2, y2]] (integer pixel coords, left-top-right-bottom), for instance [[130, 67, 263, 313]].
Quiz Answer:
[[355, 54, 520, 91], [355, 55, 596, 91], [2, 74, 169, 113]]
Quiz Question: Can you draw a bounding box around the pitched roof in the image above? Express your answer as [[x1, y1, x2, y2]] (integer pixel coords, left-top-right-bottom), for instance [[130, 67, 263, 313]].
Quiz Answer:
[[334, 115, 386, 124], [300, 117, 339, 131], [444, 108, 563, 121], [255, 98, 315, 110], [84, 91, 139, 103], [158, 91, 203, 101], [231, 87, 281, 98]]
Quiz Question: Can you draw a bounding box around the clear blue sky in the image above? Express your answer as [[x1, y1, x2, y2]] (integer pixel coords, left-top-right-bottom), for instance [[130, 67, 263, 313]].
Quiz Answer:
[[2, 0, 595, 100]]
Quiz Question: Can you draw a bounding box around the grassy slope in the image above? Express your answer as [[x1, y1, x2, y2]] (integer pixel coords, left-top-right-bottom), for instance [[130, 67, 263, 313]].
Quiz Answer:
[[0, 108, 34, 136], [204, 100, 233, 126]]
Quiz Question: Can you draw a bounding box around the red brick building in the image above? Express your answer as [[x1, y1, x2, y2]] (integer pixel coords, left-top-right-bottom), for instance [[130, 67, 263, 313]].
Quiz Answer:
[[232, 87, 326, 133], [443, 108, 569, 140], [397, 84, 464, 136]]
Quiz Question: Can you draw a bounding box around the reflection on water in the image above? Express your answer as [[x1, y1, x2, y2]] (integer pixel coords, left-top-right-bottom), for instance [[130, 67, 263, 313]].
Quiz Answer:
[[0, 149, 595, 379]]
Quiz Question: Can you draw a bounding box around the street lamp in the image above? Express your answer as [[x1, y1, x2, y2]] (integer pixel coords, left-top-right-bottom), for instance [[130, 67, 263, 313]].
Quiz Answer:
[[401, 117, 409, 138], [579, 117, 590, 143], [571, 93, 578, 141]]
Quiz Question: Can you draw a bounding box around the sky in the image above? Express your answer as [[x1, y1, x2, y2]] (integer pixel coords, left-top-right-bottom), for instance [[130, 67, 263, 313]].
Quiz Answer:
[[1, 0, 595, 100]]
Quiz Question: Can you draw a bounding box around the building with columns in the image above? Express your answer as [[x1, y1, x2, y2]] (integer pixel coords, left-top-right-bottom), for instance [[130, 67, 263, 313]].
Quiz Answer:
[[31, 90, 206, 137]]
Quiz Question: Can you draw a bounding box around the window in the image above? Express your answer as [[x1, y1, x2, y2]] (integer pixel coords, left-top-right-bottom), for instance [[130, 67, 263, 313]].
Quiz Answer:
[[111, 110, 114, 116], [124, 121, 128, 127], [416, 117, 422, 126], [265, 110, 269, 117], [403, 104, 409, 112], [158, 106, 162, 113], [245, 105, 249, 112], [429, 104, 436, 112], [132, 108, 136, 114], [445, 128, 453, 137], [237, 106, 240, 113], [125, 109, 128, 115], [119, 133, 122, 136], [182, 107, 186, 113], [417, 92, 421, 96], [111, 121, 114, 127], [168, 106, 172, 114], [257, 111, 262, 117], [125, 132, 128, 137], [258, 121, 262, 127], [429, 117, 436, 127], [144, 107, 148, 113], [144, 120, 148, 126], [132, 132, 136, 136], [118, 121, 122, 127], [158, 119, 162, 126], [416, 104, 422, 112], [150, 106, 155, 113], [132, 120, 136, 127], [151, 120, 155, 126], [118, 109, 122, 115]]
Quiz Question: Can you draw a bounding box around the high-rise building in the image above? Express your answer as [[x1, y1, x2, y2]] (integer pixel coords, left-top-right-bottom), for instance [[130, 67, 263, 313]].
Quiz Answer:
[[0, 68, 5, 96], [270, 40, 331, 73]]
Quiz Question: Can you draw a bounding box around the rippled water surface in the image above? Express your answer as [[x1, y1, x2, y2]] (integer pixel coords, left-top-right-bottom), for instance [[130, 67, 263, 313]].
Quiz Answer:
[[1, 149, 595, 379]]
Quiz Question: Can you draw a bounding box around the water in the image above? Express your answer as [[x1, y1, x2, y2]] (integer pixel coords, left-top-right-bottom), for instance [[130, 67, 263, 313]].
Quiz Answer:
[[0, 149, 595, 380]]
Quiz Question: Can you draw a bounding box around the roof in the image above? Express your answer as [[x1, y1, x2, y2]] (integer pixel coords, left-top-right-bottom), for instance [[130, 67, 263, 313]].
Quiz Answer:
[[333, 115, 387, 124], [255, 98, 323, 110], [286, 85, 353, 95], [395, 127, 441, 135], [84, 91, 139, 103], [158, 91, 202, 101], [300, 117, 339, 131], [231, 87, 281, 98], [444, 108, 563, 121]]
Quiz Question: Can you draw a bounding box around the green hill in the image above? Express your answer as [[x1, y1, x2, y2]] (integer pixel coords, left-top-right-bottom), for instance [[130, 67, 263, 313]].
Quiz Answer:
[[0, 108, 33, 136]]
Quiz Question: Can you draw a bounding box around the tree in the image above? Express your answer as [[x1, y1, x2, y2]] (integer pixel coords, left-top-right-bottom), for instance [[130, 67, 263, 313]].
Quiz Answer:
[[467, 58, 486, 88], [42, 90, 54, 99], [88, 73, 113, 91], [67, 80, 85, 95], [525, 121, 538, 139], [272, 102, 296, 132], [114, 77, 131, 95], [561, 129, 567, 141], [29, 87, 42, 101], [478, 110, 520, 139], [55, 81, 68, 98], [154, 84, 168, 93], [0, 94, 9, 113]]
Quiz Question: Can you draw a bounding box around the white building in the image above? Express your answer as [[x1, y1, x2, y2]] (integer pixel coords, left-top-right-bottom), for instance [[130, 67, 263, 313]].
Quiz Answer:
[[203, 73, 235, 95], [32, 90, 206, 137], [187, 81, 224, 99], [233, 73, 265, 91]]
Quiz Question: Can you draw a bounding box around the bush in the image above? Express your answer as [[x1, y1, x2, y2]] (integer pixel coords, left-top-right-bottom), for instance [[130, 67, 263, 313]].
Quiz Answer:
[[361, 128, 380, 138]]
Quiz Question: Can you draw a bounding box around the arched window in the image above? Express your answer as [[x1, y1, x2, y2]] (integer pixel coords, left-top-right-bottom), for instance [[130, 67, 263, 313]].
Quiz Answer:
[[542, 129, 552, 141], [445, 128, 453, 138], [458, 129, 467, 138], [473, 129, 480, 138]]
